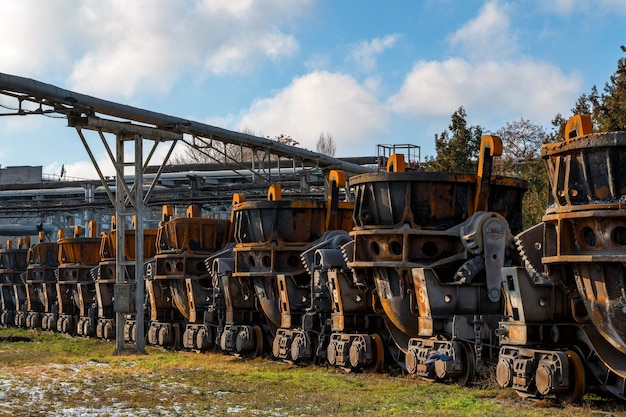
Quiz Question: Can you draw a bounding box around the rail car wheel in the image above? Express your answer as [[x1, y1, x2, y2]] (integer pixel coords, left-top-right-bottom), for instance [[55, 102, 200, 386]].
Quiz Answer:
[[455, 342, 476, 387], [555, 350, 585, 405], [370, 333, 384, 373], [254, 325, 264, 357]]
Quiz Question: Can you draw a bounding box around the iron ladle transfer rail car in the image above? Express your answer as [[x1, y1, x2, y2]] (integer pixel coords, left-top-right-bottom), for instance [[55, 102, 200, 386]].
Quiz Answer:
[[347, 136, 527, 385], [205, 175, 354, 362], [145, 205, 230, 351], [23, 233, 58, 330], [497, 115, 626, 403], [301, 231, 392, 372], [55, 223, 102, 337], [0, 237, 29, 327], [93, 216, 157, 341]]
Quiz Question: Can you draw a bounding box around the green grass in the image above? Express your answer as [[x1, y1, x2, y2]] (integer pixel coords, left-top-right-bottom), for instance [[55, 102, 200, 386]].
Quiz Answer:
[[0, 328, 625, 416]]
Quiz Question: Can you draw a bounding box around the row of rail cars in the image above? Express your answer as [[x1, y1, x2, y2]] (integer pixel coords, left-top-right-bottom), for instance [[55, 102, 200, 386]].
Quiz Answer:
[[1, 115, 625, 404]]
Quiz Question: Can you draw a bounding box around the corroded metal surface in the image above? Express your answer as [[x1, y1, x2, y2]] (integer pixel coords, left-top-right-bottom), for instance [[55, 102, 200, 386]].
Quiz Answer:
[[347, 136, 526, 383], [24, 240, 58, 330], [496, 117, 626, 403], [231, 197, 353, 332], [350, 171, 525, 233], [207, 176, 355, 360], [542, 130, 626, 358], [146, 207, 230, 350], [233, 200, 352, 338], [0, 241, 29, 327], [4, 111, 626, 402], [94, 228, 157, 340], [55, 230, 101, 336]]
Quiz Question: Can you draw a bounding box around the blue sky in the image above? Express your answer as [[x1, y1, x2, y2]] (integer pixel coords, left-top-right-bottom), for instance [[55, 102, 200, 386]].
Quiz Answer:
[[0, 0, 625, 179]]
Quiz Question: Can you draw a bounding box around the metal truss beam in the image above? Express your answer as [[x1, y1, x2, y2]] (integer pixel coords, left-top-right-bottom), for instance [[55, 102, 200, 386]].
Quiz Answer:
[[0, 72, 374, 175]]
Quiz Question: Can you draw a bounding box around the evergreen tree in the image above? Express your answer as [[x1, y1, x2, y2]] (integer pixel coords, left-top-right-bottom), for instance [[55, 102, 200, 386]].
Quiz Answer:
[[572, 93, 592, 116], [553, 46, 626, 135], [427, 106, 482, 173], [546, 113, 567, 143], [595, 45, 626, 131]]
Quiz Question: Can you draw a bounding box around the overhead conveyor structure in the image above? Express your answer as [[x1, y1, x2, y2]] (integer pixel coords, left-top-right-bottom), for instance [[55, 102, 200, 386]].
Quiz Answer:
[[0, 72, 375, 354]]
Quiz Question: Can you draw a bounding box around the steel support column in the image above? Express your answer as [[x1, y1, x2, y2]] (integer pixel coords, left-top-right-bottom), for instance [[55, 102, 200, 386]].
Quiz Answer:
[[134, 134, 145, 353], [114, 133, 127, 353], [75, 117, 181, 355]]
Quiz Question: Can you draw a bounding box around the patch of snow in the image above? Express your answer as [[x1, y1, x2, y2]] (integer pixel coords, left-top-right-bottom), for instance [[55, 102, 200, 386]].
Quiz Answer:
[[227, 405, 246, 413]]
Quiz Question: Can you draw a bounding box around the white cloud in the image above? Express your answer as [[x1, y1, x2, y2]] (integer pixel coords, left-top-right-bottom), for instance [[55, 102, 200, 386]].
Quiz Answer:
[[448, 1, 516, 61], [348, 34, 401, 72], [0, 0, 311, 99], [238, 72, 388, 156], [0, 1, 81, 77], [541, 0, 626, 15], [389, 1, 583, 130], [389, 58, 581, 127], [304, 53, 332, 72], [201, 29, 299, 76], [599, 0, 626, 12], [547, 0, 578, 14], [200, 0, 256, 17]]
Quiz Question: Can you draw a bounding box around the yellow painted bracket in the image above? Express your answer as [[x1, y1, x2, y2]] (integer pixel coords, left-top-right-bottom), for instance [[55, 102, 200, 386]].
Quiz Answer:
[[268, 184, 282, 201], [326, 170, 347, 230], [232, 193, 246, 206], [564, 114, 593, 140], [386, 153, 406, 172], [186, 205, 200, 218], [474, 135, 503, 213], [329, 170, 347, 188], [161, 205, 173, 223], [88, 220, 98, 238], [231, 193, 246, 223]]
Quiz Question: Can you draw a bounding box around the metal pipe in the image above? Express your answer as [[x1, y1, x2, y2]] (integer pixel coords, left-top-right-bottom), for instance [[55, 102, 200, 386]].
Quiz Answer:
[[0, 223, 57, 235], [0, 72, 374, 175], [0, 185, 168, 198]]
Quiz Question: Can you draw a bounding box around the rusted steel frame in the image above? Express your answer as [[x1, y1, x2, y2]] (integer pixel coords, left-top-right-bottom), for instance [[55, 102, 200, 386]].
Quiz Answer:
[[180, 135, 265, 183], [349, 226, 466, 268], [75, 128, 116, 206], [232, 244, 309, 278]]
